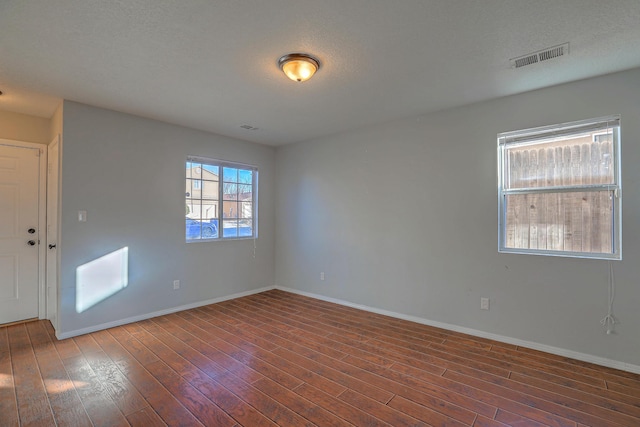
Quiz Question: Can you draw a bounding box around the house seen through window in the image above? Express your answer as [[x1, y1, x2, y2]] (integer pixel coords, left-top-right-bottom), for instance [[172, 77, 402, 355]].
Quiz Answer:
[[186, 157, 257, 241], [498, 116, 621, 259]]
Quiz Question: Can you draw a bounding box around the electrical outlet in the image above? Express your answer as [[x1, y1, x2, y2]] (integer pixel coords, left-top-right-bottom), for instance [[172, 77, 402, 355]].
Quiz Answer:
[[480, 297, 490, 310], [320, 272, 325, 281], [173, 280, 180, 290]]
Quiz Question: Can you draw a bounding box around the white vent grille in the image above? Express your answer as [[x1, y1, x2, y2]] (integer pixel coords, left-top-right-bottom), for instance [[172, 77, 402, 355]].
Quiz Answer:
[[510, 43, 569, 69]]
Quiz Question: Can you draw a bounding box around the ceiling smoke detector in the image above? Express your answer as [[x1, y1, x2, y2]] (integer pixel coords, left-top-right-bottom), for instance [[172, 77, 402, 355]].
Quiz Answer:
[[510, 43, 570, 69]]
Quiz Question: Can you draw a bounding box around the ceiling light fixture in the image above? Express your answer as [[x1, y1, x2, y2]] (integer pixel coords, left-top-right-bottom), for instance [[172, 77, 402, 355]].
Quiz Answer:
[[278, 53, 320, 82]]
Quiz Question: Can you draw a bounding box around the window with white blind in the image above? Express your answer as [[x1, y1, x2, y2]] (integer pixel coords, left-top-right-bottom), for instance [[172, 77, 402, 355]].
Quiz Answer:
[[185, 157, 257, 241], [498, 116, 621, 259]]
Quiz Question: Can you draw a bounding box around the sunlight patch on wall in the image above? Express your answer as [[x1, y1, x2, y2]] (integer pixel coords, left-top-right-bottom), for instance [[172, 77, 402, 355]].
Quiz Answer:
[[76, 247, 128, 313]]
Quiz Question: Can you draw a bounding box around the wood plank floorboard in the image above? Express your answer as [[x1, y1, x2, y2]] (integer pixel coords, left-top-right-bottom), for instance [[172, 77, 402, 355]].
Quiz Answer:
[[1, 289, 639, 426]]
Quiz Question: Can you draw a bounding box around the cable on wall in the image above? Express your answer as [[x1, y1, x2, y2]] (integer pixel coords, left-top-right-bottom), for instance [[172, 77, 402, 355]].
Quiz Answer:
[[600, 261, 619, 334]]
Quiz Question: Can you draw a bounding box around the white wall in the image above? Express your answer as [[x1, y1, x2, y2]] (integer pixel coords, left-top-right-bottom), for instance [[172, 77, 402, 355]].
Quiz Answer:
[[58, 101, 275, 336], [275, 68, 640, 367]]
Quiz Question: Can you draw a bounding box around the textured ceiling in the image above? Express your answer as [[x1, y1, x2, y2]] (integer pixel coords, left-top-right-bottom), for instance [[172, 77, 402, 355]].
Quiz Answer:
[[1, 1, 640, 146]]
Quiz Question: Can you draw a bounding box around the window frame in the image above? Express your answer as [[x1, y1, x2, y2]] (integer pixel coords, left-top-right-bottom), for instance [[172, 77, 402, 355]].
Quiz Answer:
[[497, 116, 621, 260], [186, 156, 258, 242]]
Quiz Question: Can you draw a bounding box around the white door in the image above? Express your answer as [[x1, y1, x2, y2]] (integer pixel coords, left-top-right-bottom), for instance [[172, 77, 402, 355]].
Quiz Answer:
[[0, 143, 41, 324]]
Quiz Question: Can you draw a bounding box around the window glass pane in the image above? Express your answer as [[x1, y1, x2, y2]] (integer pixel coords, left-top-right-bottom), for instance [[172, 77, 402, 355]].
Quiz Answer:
[[202, 164, 219, 177], [223, 182, 238, 200], [223, 201, 238, 218], [238, 184, 252, 201], [505, 129, 615, 189], [238, 220, 253, 237], [223, 167, 238, 183], [201, 202, 217, 220], [240, 202, 252, 219], [239, 169, 252, 184], [504, 191, 613, 254], [186, 201, 201, 219], [202, 180, 218, 200], [185, 178, 197, 197], [186, 162, 201, 179], [186, 219, 201, 240], [222, 219, 239, 238], [200, 219, 218, 239]]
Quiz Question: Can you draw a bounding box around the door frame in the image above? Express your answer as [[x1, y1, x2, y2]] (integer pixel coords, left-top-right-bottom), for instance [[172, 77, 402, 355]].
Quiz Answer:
[[0, 138, 48, 320], [46, 135, 60, 329]]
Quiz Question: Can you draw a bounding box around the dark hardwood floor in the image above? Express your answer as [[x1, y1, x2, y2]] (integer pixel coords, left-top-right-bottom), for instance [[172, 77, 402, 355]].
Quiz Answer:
[[2, 289, 640, 426]]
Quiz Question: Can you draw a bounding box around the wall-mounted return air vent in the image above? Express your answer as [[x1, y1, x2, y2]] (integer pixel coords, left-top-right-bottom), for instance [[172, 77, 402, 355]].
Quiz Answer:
[[510, 43, 570, 69]]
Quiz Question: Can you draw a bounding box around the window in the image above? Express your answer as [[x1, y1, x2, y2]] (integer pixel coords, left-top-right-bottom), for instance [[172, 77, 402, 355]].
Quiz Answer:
[[498, 116, 621, 259], [186, 156, 257, 241]]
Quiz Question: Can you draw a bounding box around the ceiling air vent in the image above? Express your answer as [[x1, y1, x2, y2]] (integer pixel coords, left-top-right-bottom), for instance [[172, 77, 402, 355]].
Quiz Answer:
[[510, 42, 569, 69]]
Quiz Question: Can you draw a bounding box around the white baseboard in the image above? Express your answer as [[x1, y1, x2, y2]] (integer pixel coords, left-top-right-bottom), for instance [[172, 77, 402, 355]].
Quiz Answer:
[[276, 286, 640, 375], [56, 286, 276, 340]]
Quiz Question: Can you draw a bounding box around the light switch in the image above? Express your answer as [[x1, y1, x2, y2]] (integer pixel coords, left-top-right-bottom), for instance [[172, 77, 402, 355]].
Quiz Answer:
[[78, 210, 87, 222]]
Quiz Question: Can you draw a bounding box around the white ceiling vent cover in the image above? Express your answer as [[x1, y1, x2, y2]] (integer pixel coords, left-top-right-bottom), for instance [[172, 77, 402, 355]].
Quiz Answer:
[[510, 43, 570, 69]]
